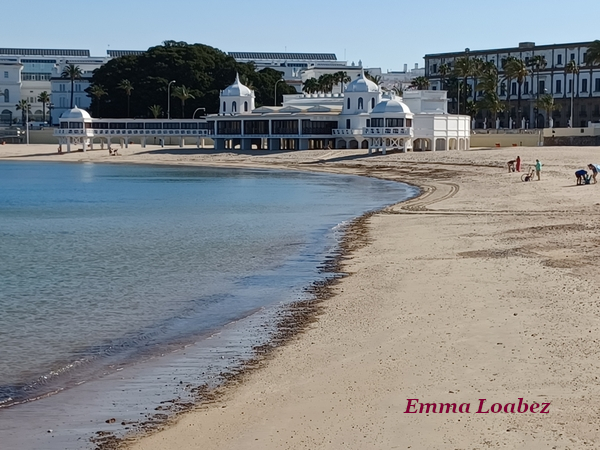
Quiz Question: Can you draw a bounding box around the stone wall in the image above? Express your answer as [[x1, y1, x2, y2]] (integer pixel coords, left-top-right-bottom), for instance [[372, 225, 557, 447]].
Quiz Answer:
[[543, 135, 600, 146]]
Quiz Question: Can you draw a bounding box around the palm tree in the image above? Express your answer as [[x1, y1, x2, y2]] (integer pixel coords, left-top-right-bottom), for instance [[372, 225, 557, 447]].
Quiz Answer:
[[586, 40, 600, 66], [317, 74, 335, 93], [61, 64, 83, 108], [476, 63, 503, 125], [332, 71, 351, 93], [37, 91, 50, 123], [504, 59, 529, 126], [88, 84, 107, 117], [410, 76, 430, 90], [501, 56, 518, 125], [438, 63, 450, 91], [302, 78, 320, 94], [148, 104, 162, 118], [364, 71, 382, 86], [528, 55, 547, 97], [454, 56, 477, 114], [565, 59, 580, 127], [391, 86, 403, 96], [536, 94, 559, 128], [172, 85, 195, 118], [15, 99, 31, 125], [118, 79, 134, 117]]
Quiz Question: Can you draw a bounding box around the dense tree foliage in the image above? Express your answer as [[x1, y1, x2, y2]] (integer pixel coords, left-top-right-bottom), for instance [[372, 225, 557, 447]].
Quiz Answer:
[[89, 41, 295, 118]]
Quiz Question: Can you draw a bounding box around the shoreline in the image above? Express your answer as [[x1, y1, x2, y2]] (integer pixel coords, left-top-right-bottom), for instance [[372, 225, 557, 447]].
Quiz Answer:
[[3, 144, 600, 448]]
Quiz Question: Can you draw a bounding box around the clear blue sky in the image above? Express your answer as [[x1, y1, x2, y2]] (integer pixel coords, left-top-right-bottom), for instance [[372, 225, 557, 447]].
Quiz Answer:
[[2, 0, 599, 71]]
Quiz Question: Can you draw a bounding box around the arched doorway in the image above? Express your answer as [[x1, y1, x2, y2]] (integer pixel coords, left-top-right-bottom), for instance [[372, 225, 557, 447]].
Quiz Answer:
[[435, 138, 447, 151], [349, 139, 359, 149], [1, 109, 12, 124], [361, 140, 368, 149], [337, 140, 347, 149]]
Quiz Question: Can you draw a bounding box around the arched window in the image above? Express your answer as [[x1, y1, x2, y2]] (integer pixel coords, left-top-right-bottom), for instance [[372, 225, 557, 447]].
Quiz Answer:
[[371, 98, 375, 108], [358, 97, 364, 110], [3, 89, 9, 102], [59, 97, 66, 107], [347, 98, 351, 109], [232, 101, 237, 113], [223, 101, 226, 112], [244, 101, 248, 112]]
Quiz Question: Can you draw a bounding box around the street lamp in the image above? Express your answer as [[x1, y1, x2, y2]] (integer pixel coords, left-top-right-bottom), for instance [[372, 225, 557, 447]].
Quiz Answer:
[[48, 103, 54, 126], [167, 80, 176, 119], [25, 103, 29, 145], [274, 79, 283, 106], [192, 107, 206, 119]]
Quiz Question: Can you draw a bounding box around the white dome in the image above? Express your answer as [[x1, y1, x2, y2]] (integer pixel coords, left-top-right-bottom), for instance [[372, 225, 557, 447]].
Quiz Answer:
[[60, 106, 92, 120], [346, 70, 379, 93], [222, 73, 253, 97], [371, 98, 411, 114]]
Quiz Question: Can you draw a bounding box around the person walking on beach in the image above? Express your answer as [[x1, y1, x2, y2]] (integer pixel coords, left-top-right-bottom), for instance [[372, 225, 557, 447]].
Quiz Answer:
[[516, 156, 521, 172], [535, 159, 542, 181]]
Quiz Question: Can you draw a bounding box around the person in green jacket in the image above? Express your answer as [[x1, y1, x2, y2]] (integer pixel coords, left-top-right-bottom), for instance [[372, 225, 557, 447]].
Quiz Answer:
[[535, 159, 542, 181]]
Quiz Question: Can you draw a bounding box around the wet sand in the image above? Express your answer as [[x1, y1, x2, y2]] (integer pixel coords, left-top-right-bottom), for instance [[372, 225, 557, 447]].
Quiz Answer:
[[3, 144, 600, 449]]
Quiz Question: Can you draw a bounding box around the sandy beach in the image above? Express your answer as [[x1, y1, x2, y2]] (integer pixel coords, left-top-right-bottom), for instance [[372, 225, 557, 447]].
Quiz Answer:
[[3, 143, 600, 449]]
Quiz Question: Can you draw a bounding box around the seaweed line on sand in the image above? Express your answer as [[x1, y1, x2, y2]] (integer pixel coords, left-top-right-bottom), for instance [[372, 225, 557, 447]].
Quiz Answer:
[[90, 208, 380, 450]]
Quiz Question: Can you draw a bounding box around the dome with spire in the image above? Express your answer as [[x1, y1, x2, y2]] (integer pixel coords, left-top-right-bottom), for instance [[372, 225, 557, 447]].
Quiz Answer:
[[371, 96, 411, 114], [60, 106, 92, 120], [221, 73, 253, 97], [345, 70, 379, 93]]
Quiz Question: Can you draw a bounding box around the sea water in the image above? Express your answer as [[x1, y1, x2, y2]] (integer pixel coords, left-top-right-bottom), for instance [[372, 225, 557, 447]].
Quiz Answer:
[[0, 161, 417, 446]]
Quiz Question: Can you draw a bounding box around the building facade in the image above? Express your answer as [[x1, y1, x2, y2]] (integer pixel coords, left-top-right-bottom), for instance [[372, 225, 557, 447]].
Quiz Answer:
[[55, 72, 471, 153], [424, 41, 600, 129]]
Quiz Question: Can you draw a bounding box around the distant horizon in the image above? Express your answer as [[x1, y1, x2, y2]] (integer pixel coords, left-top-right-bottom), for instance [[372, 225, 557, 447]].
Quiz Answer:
[[1, 0, 599, 71]]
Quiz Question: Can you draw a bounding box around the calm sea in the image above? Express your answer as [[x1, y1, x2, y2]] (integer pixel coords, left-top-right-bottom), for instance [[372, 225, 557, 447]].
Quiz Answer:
[[0, 161, 416, 446]]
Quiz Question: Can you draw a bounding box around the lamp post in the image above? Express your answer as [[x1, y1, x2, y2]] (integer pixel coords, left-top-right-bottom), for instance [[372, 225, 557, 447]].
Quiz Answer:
[[274, 79, 283, 106], [25, 103, 29, 145], [167, 80, 176, 119], [192, 107, 206, 119], [48, 103, 54, 126]]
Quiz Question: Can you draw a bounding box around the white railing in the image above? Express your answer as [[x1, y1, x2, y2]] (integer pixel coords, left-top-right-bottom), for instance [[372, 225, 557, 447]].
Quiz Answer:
[[332, 128, 362, 135], [362, 127, 411, 136], [54, 129, 212, 137]]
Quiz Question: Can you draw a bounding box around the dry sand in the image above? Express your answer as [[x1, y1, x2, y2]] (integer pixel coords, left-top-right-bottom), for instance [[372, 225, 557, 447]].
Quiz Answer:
[[3, 143, 600, 449]]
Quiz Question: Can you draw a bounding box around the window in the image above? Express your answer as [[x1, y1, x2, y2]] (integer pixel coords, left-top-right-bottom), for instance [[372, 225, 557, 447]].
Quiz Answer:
[[3, 71, 7, 78], [371, 118, 383, 127], [273, 120, 298, 134], [539, 80, 545, 93], [432, 64, 437, 73], [358, 97, 363, 110], [556, 79, 562, 93], [223, 102, 226, 112], [217, 120, 242, 135], [406, 118, 412, 127], [244, 101, 248, 112], [570, 53, 575, 61], [386, 118, 404, 127], [511, 82, 517, 96], [568, 79, 572, 94], [347, 98, 350, 109], [346, 119, 351, 129], [583, 52, 587, 63], [60, 84, 65, 92], [524, 81, 529, 94], [232, 101, 237, 113], [371, 98, 375, 108], [366, 119, 370, 127], [557, 54, 562, 65], [3, 89, 8, 102], [582, 78, 588, 92], [59, 97, 66, 107], [595, 78, 600, 92], [243, 120, 268, 135]]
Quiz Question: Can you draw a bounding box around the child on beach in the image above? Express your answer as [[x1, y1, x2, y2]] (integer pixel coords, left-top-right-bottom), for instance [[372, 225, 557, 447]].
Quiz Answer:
[[576, 169, 589, 185], [535, 159, 542, 181]]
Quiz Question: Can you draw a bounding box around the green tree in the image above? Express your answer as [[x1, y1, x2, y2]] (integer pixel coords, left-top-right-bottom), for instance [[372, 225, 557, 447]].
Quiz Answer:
[[37, 91, 51, 122], [586, 40, 600, 66], [333, 71, 351, 93], [454, 56, 477, 114], [303, 77, 319, 94], [61, 64, 83, 108], [317, 73, 335, 93], [364, 71, 382, 85], [172, 85, 195, 118], [476, 62, 503, 124], [536, 93, 559, 128], [118, 79, 134, 117], [503, 59, 528, 125], [565, 60, 580, 126], [410, 76, 430, 90], [15, 99, 31, 125], [438, 63, 450, 91], [87, 84, 107, 117], [148, 104, 162, 118], [501, 56, 518, 124]]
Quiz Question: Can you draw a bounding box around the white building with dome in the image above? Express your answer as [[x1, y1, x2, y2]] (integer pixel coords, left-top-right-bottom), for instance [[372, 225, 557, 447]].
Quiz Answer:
[[54, 72, 471, 153]]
